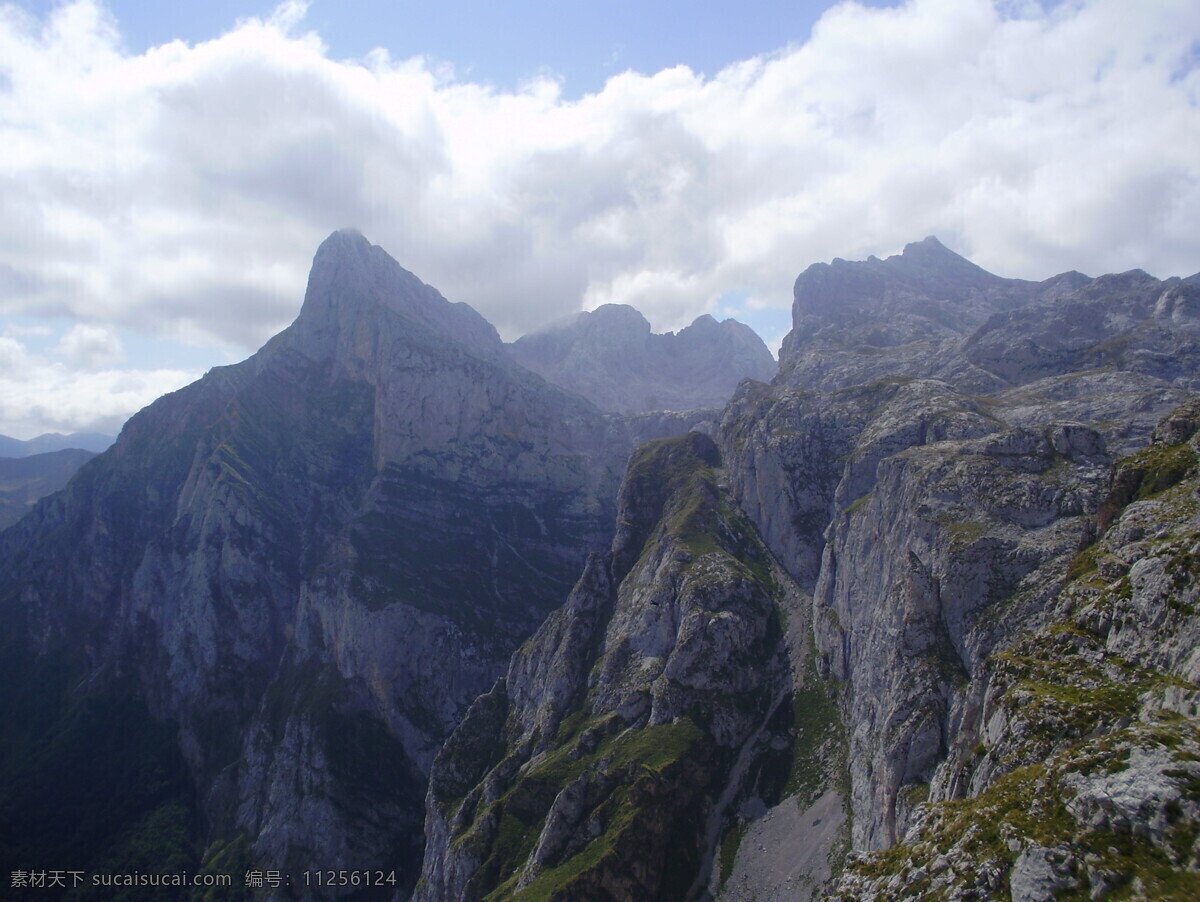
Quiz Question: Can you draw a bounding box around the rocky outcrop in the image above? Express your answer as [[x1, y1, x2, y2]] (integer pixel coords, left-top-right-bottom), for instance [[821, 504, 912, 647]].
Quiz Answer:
[[414, 432, 834, 901], [0, 231, 700, 895], [508, 303, 776, 414], [831, 401, 1200, 900]]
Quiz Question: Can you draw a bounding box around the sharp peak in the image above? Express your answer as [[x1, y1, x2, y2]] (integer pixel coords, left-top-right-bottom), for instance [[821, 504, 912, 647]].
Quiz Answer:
[[313, 227, 373, 258], [884, 235, 998, 280], [896, 235, 965, 260], [292, 230, 503, 358], [903, 235, 942, 252]]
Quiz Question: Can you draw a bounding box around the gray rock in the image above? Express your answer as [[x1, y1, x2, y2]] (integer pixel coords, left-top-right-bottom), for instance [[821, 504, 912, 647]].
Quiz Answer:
[[508, 303, 776, 414]]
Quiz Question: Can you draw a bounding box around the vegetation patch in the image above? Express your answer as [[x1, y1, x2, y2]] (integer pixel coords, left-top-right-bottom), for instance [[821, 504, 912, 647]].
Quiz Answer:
[[461, 716, 706, 900]]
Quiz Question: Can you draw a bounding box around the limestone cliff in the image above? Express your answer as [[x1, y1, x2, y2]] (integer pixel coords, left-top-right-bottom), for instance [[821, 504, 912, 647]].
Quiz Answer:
[[832, 400, 1200, 900], [713, 239, 1200, 898]]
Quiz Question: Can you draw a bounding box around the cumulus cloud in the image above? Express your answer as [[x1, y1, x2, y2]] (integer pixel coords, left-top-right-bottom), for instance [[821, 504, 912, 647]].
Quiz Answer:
[[55, 323, 124, 369], [0, 0, 1197, 376], [0, 333, 197, 439]]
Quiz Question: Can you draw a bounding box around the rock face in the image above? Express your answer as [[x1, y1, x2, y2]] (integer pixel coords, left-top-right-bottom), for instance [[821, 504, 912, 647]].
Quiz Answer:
[[415, 432, 835, 901], [712, 238, 1200, 896], [831, 400, 1200, 900], [508, 303, 776, 414], [0, 230, 699, 894]]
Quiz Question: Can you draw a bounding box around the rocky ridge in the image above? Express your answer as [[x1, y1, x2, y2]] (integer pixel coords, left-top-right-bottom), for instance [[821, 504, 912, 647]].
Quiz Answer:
[[508, 303, 776, 414], [832, 399, 1200, 900], [710, 239, 1200, 898], [0, 447, 97, 531], [414, 431, 837, 901], [423, 236, 1200, 900]]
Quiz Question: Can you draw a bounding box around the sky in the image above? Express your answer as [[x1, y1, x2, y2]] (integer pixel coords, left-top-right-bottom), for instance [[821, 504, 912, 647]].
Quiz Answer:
[[0, 0, 1198, 439]]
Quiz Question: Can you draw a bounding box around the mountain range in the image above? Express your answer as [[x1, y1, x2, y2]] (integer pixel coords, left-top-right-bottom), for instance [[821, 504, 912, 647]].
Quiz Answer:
[[0, 449, 98, 531], [508, 304, 776, 414], [0, 431, 114, 457], [2, 230, 1198, 901]]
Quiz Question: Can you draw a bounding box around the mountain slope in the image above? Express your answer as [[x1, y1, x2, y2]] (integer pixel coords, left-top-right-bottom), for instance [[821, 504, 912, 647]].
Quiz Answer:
[[3, 231, 1197, 900], [833, 400, 1200, 900], [711, 239, 1200, 896], [414, 237, 1200, 900], [0, 448, 97, 530]]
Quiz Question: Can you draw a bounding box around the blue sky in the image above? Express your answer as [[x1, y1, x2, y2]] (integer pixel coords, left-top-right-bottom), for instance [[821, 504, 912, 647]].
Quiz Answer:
[[0, 0, 1198, 438], [60, 0, 902, 97]]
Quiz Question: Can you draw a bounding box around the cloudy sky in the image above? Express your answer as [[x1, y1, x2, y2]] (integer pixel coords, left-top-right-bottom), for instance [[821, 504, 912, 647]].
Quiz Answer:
[[0, 0, 1198, 439]]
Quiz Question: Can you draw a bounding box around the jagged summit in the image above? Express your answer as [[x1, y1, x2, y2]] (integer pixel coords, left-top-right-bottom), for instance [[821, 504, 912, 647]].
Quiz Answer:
[[792, 236, 1008, 321], [291, 229, 502, 363], [508, 303, 777, 414], [779, 237, 1104, 391], [533, 303, 654, 337]]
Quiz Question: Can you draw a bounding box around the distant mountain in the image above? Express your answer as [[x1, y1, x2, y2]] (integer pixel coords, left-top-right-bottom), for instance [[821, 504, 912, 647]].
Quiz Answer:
[[0, 431, 114, 457], [0, 448, 97, 531], [508, 304, 776, 414]]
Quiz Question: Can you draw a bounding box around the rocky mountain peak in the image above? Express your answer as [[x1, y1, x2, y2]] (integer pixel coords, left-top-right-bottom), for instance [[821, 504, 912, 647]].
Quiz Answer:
[[779, 238, 1103, 391], [288, 228, 502, 367], [684, 312, 719, 330], [581, 303, 654, 335], [791, 235, 1005, 322]]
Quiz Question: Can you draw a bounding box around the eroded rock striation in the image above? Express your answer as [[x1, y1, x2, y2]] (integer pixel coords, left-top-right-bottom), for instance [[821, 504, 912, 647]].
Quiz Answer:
[[832, 400, 1200, 900], [711, 238, 1200, 898]]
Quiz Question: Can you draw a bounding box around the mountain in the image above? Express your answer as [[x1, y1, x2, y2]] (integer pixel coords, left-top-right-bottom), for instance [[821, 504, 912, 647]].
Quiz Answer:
[[507, 304, 776, 414], [0, 431, 114, 456], [416, 432, 810, 900], [0, 230, 703, 893], [418, 238, 1200, 900], [0, 448, 98, 531], [4, 231, 1199, 901]]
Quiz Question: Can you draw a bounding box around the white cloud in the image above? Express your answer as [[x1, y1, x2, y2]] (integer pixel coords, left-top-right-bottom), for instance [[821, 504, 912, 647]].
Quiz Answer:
[[0, 332, 197, 439], [0, 0, 1196, 433], [55, 323, 124, 369]]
